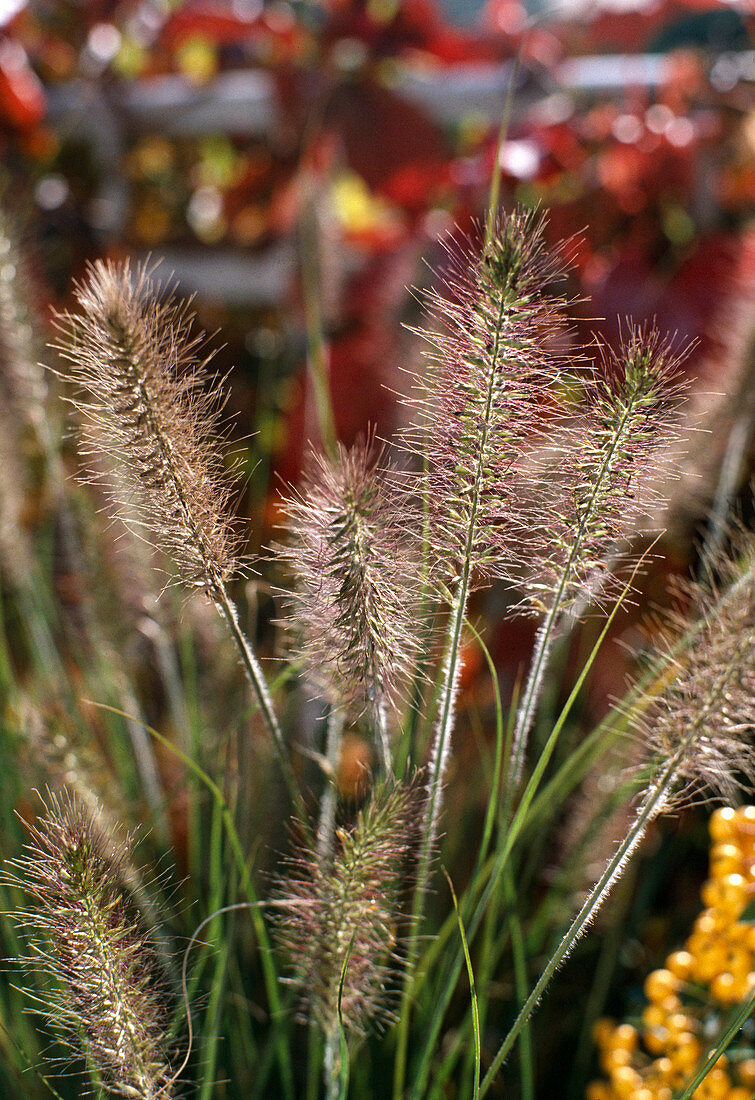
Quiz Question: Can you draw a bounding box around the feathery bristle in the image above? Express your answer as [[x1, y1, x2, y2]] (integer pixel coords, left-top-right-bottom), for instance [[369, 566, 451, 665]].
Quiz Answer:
[[275, 438, 419, 718], [636, 544, 755, 801], [7, 794, 176, 1099], [274, 781, 416, 1037], [519, 324, 690, 615], [55, 259, 241, 594], [403, 206, 572, 579]]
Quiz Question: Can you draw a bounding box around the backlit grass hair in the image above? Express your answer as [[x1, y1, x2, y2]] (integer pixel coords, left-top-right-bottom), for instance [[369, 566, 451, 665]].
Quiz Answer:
[[7, 792, 177, 1099], [274, 781, 416, 1040], [54, 259, 302, 805], [274, 437, 419, 771], [55, 259, 241, 596]]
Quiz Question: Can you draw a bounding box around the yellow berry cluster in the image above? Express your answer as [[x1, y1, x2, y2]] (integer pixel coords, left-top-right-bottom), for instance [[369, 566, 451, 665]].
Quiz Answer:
[[587, 807, 755, 1100]]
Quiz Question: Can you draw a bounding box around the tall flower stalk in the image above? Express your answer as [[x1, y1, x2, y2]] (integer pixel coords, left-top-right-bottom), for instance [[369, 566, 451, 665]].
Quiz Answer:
[[394, 210, 688, 1096], [408, 207, 569, 885], [506, 327, 688, 799], [274, 782, 416, 1098], [394, 208, 571, 1095]]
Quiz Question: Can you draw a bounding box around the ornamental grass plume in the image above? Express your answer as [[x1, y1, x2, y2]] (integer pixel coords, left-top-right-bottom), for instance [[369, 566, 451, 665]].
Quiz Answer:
[[404, 206, 688, 911], [479, 540, 755, 1094], [7, 793, 177, 1099], [636, 540, 755, 804], [405, 205, 572, 582], [55, 259, 301, 807], [394, 208, 691, 1095], [273, 781, 416, 1043], [54, 259, 240, 596], [274, 437, 419, 772]]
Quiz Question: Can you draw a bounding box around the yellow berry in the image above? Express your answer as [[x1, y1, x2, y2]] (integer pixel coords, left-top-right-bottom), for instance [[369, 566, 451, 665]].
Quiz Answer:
[[667, 1032, 701, 1074], [611, 1065, 642, 1098], [642, 1004, 666, 1028], [667, 1014, 697, 1036], [602, 1047, 632, 1073], [737, 1057, 755, 1087], [644, 969, 679, 1002], [613, 1023, 639, 1050], [710, 807, 738, 842], [710, 842, 743, 877], [711, 970, 738, 1003], [643, 1026, 669, 1055], [731, 971, 755, 1001], [692, 941, 728, 982], [586, 1084, 613, 1100], [730, 1089, 753, 1100], [695, 910, 723, 935], [592, 1018, 616, 1047], [666, 950, 694, 980]]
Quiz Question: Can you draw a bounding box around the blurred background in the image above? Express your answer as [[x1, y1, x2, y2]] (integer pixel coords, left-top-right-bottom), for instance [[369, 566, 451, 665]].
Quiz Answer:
[[1, 0, 753, 484]]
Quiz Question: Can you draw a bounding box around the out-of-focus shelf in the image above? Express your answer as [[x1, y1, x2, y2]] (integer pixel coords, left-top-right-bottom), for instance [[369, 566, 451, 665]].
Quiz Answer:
[[42, 50, 754, 306], [134, 241, 295, 308]]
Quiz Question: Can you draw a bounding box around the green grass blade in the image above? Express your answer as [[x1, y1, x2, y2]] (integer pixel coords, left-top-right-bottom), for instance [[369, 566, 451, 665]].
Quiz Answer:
[[444, 869, 480, 1100], [673, 989, 755, 1100]]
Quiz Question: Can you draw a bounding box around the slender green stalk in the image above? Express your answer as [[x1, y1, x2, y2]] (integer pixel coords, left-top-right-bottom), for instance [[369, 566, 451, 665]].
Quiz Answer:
[[394, 274, 512, 1098], [406, 560, 644, 1098], [393, 569, 471, 1100], [503, 869, 533, 1100], [215, 586, 306, 824], [445, 869, 480, 1100], [673, 988, 755, 1099], [479, 772, 671, 1095]]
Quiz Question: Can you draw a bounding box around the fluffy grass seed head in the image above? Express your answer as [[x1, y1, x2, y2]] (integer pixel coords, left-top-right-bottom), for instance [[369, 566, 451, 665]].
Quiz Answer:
[[274, 437, 419, 716], [635, 542, 755, 802], [403, 205, 573, 581], [406, 206, 689, 617], [7, 793, 177, 1099], [55, 259, 242, 596], [273, 780, 416, 1038], [519, 324, 690, 615]]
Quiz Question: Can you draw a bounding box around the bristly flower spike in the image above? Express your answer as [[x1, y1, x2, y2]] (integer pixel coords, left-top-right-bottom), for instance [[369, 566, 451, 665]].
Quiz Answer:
[[394, 208, 573, 1091], [406, 206, 572, 580], [507, 323, 690, 791], [274, 782, 416, 1043], [55, 259, 240, 595], [275, 437, 419, 775], [55, 260, 304, 815], [404, 205, 572, 901], [7, 793, 177, 1099], [637, 541, 755, 802]]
